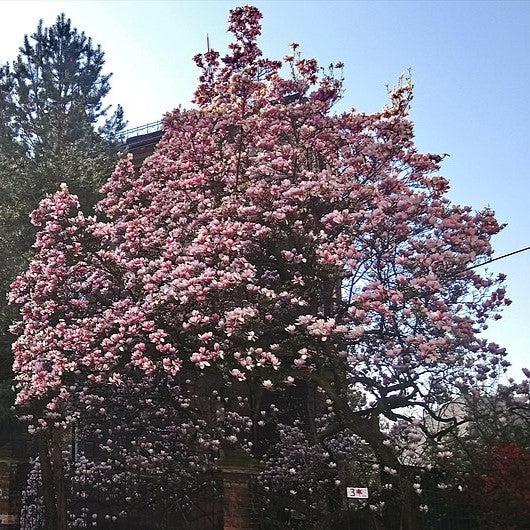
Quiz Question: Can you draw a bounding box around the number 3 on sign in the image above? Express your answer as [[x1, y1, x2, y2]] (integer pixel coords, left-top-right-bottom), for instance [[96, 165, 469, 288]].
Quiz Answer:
[[346, 487, 369, 499]]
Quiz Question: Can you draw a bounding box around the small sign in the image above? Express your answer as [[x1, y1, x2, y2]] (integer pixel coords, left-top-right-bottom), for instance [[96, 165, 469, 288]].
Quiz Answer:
[[346, 487, 368, 499]]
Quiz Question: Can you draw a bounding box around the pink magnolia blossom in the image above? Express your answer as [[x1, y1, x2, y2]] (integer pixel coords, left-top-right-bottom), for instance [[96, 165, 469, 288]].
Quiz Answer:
[[8, 9, 524, 525]]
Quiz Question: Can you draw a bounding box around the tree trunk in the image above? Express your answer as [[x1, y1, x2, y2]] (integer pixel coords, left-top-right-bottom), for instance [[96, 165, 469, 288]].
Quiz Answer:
[[356, 418, 423, 530], [310, 373, 423, 530], [50, 428, 68, 530], [37, 429, 68, 530], [37, 431, 57, 530]]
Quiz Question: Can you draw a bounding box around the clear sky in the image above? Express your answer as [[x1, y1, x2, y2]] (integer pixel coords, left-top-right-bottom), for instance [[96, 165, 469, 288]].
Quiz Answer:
[[1, 0, 529, 379]]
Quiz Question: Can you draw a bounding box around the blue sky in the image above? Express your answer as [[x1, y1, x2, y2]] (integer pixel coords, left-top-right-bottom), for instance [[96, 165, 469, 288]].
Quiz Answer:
[[1, 1, 529, 378]]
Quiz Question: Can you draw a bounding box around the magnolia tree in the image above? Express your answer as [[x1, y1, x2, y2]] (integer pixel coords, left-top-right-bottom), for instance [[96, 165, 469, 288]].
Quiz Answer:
[[19, 370, 231, 528], [10, 5, 526, 529]]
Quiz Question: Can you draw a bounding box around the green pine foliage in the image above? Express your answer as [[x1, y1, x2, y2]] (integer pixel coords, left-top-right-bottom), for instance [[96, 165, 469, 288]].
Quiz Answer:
[[0, 13, 125, 434]]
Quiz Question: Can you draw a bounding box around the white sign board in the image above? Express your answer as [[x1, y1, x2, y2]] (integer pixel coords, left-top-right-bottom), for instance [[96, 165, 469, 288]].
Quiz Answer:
[[346, 487, 369, 499]]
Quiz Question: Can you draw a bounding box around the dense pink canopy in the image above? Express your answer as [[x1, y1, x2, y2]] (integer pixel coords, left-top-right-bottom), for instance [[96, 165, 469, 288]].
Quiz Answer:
[[10, 5, 510, 427], [11, 7, 530, 529]]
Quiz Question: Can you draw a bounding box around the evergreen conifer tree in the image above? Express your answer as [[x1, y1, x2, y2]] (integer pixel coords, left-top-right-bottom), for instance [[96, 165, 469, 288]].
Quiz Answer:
[[0, 13, 125, 432]]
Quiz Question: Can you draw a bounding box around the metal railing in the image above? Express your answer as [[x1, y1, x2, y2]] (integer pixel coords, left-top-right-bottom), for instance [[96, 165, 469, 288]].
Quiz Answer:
[[118, 120, 163, 142]]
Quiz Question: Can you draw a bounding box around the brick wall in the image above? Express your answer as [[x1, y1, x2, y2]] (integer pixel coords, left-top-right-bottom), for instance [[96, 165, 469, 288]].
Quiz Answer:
[[0, 459, 27, 529]]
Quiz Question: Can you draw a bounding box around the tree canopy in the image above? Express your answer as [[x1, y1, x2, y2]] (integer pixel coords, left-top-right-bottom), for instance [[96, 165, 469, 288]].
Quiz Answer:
[[9, 6, 528, 529]]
